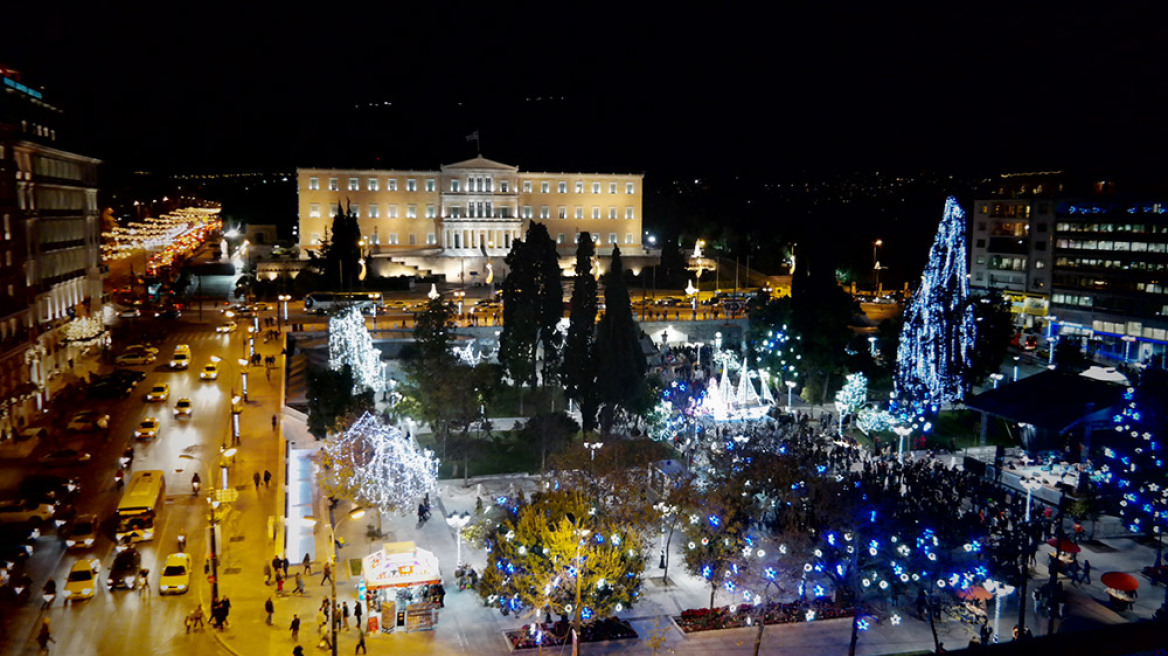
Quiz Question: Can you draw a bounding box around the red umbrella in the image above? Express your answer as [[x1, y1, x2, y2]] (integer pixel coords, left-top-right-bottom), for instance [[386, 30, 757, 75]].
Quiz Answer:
[[955, 586, 993, 601], [1046, 537, 1081, 553], [1100, 571, 1139, 592]]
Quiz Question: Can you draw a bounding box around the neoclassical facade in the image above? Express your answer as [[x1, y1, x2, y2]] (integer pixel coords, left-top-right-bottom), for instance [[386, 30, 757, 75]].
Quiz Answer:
[[297, 156, 646, 282]]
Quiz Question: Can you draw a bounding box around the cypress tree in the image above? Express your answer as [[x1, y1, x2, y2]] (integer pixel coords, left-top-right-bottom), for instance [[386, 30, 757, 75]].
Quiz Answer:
[[594, 246, 646, 433], [563, 233, 599, 432]]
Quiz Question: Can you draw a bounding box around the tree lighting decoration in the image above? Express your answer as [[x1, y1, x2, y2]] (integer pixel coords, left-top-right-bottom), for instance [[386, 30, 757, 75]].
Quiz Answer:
[[1101, 386, 1167, 537], [328, 306, 385, 395], [63, 316, 104, 343], [894, 197, 975, 405], [321, 412, 438, 515], [834, 373, 868, 417]]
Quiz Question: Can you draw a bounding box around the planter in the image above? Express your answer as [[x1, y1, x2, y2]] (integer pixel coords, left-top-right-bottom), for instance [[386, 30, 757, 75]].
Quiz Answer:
[[673, 602, 856, 634], [504, 617, 637, 651]]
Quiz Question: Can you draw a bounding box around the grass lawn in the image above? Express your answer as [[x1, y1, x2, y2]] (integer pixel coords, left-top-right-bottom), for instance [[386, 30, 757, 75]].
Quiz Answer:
[[489, 385, 568, 417], [417, 430, 544, 479]]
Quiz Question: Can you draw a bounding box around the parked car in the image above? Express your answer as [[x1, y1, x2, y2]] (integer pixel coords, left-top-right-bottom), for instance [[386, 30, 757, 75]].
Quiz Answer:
[[63, 514, 98, 549], [158, 552, 191, 595], [38, 449, 92, 466], [0, 539, 34, 570], [66, 411, 110, 432], [107, 547, 141, 590], [145, 384, 170, 402], [200, 363, 219, 380], [134, 418, 160, 440], [0, 499, 55, 525], [124, 345, 159, 355], [63, 558, 101, 602], [16, 427, 50, 442], [115, 352, 155, 366]]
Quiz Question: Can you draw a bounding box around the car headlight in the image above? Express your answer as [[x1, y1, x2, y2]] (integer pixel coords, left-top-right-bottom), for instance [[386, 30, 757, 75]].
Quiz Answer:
[[82, 588, 92, 595], [176, 584, 187, 591], [125, 577, 135, 587], [62, 590, 71, 597], [65, 540, 76, 547], [84, 538, 94, 546]]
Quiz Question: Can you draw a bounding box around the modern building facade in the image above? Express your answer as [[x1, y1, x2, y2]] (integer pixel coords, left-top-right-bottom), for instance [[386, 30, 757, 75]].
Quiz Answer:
[[297, 156, 646, 283], [969, 198, 1055, 328], [0, 66, 103, 436]]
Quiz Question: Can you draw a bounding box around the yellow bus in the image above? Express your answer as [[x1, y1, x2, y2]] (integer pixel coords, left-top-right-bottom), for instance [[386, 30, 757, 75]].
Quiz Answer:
[[116, 470, 165, 543]]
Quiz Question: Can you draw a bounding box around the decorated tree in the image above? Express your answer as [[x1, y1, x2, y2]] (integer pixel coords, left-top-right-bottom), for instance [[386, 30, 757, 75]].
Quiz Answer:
[[680, 478, 756, 609], [895, 197, 975, 405], [319, 412, 438, 520], [835, 373, 868, 418], [479, 489, 644, 624], [328, 306, 384, 395], [1101, 377, 1168, 550]]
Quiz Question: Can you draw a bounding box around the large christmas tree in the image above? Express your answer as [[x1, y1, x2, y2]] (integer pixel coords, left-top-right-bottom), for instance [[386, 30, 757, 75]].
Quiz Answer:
[[1102, 375, 1168, 543], [894, 197, 975, 405]]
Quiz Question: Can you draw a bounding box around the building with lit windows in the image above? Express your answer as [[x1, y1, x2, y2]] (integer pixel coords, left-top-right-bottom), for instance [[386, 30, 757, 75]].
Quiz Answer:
[[0, 66, 103, 437], [297, 156, 648, 283], [969, 198, 1056, 329]]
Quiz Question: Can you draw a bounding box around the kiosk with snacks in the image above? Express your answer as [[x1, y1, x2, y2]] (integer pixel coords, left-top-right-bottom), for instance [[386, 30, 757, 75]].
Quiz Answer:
[[362, 541, 442, 633]]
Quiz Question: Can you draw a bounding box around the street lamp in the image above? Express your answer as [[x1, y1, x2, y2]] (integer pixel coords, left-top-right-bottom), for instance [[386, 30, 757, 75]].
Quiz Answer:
[[446, 512, 471, 567], [685, 280, 698, 321], [304, 504, 367, 656], [834, 400, 847, 438], [872, 239, 883, 295], [982, 578, 1015, 643], [238, 358, 250, 402], [279, 294, 291, 324], [428, 284, 440, 301], [1020, 477, 1043, 523], [892, 424, 913, 464], [1013, 356, 1020, 382], [653, 502, 677, 570], [785, 381, 796, 410], [584, 441, 604, 461], [1047, 316, 1058, 366], [231, 395, 242, 447], [454, 290, 466, 320], [247, 325, 256, 358], [989, 373, 1004, 389], [868, 336, 877, 358]]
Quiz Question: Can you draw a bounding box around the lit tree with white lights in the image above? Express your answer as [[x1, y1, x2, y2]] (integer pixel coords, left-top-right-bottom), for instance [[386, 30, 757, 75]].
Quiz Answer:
[[894, 197, 975, 405], [329, 306, 385, 395], [834, 373, 868, 417], [319, 412, 438, 519], [1101, 381, 1168, 552]]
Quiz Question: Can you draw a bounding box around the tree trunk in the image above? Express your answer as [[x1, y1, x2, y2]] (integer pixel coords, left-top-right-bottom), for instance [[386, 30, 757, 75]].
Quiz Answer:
[[710, 582, 717, 610]]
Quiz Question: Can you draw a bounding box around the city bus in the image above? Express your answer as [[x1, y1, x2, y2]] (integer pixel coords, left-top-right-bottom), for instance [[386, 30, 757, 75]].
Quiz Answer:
[[115, 470, 166, 544], [303, 292, 381, 315]]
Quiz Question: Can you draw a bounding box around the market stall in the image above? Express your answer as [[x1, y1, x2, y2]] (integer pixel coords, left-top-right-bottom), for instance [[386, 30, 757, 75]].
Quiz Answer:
[[361, 541, 443, 633]]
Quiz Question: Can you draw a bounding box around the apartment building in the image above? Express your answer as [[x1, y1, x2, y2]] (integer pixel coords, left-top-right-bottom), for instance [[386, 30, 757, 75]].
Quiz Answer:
[[297, 156, 646, 282]]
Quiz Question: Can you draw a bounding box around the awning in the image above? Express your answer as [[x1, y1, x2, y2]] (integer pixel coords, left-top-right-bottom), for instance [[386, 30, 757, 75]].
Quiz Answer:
[[1100, 571, 1139, 592], [362, 541, 441, 590]]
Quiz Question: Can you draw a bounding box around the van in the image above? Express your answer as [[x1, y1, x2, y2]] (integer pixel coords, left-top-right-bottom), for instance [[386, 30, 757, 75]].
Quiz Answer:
[[170, 345, 191, 370]]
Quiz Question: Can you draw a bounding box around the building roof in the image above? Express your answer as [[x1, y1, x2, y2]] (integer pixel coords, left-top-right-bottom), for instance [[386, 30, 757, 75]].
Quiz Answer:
[[441, 156, 517, 172], [965, 369, 1126, 433]]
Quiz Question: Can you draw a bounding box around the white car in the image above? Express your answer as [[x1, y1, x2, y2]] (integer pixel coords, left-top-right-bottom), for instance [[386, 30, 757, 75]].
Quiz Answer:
[[216, 322, 238, 334], [118, 308, 141, 319], [200, 364, 219, 381], [63, 558, 101, 602], [67, 411, 110, 432], [158, 552, 191, 595], [125, 344, 160, 355], [115, 352, 156, 366], [134, 418, 160, 439], [145, 384, 170, 402], [173, 399, 192, 418], [0, 499, 56, 525]]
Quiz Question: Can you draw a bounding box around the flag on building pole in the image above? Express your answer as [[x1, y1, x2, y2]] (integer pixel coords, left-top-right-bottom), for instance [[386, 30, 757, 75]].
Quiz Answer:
[[466, 130, 480, 154]]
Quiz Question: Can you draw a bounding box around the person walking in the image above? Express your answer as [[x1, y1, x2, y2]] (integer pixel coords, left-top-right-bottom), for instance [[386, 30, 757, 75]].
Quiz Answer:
[[355, 626, 367, 655], [254, 472, 262, 491], [295, 572, 305, 595], [321, 561, 332, 586], [289, 614, 301, 641], [1082, 559, 1092, 584], [342, 602, 350, 630], [265, 597, 275, 625], [276, 569, 285, 594], [293, 646, 304, 656], [282, 556, 290, 578], [303, 553, 312, 575], [354, 600, 362, 628], [264, 561, 273, 585], [36, 620, 54, 654], [264, 470, 272, 487]]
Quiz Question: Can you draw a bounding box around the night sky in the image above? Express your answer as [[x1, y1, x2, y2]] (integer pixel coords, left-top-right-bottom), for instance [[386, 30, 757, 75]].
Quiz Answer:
[[4, 5, 1167, 180]]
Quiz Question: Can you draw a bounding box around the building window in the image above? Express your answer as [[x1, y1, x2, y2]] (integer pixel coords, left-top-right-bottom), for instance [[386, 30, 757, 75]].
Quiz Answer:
[[388, 178, 398, 191], [407, 205, 417, 218], [406, 179, 417, 192], [609, 208, 617, 219], [388, 233, 399, 245], [1035, 241, 1047, 251], [626, 182, 635, 194], [311, 233, 322, 244], [330, 203, 340, 216], [388, 205, 399, 218], [368, 178, 378, 191], [500, 180, 509, 193], [451, 179, 461, 192], [539, 181, 549, 194], [522, 206, 533, 219], [426, 179, 436, 192], [609, 232, 618, 244], [350, 204, 360, 218], [592, 182, 601, 194], [540, 206, 550, 219], [523, 181, 532, 193], [557, 233, 565, 244], [975, 239, 985, 248], [575, 207, 584, 219], [308, 177, 319, 190], [558, 207, 567, 219], [609, 183, 617, 194], [309, 203, 321, 218], [575, 182, 584, 193], [349, 178, 359, 191], [1035, 260, 1046, 269], [574, 233, 581, 243], [370, 230, 380, 245], [592, 207, 600, 219], [427, 233, 437, 245], [625, 207, 634, 219], [625, 233, 634, 244], [328, 178, 339, 191], [426, 205, 437, 219], [409, 233, 417, 245], [368, 204, 379, 218], [558, 181, 567, 193]]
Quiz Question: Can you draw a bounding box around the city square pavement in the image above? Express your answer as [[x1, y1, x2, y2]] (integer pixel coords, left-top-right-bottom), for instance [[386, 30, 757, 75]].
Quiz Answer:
[[194, 331, 1166, 656]]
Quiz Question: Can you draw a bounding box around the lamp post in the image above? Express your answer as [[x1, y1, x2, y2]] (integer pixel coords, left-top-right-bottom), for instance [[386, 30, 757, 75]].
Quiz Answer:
[[428, 284, 440, 301], [892, 424, 913, 464], [834, 400, 847, 438], [653, 502, 676, 570], [785, 381, 796, 410], [872, 239, 883, 295], [989, 373, 1004, 389], [982, 578, 1015, 643], [1020, 477, 1043, 522], [278, 294, 291, 326], [868, 336, 877, 358], [584, 441, 603, 461], [238, 358, 250, 402], [230, 395, 242, 447], [1047, 316, 1058, 366], [208, 496, 222, 603], [685, 280, 698, 321], [446, 512, 470, 566], [1013, 356, 1020, 382], [305, 505, 366, 656]]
